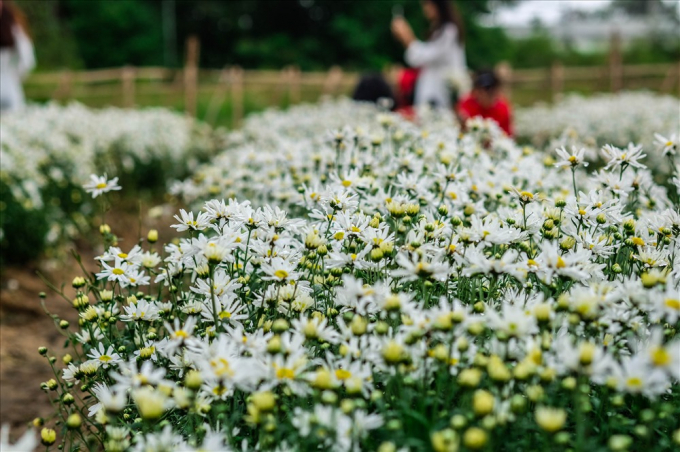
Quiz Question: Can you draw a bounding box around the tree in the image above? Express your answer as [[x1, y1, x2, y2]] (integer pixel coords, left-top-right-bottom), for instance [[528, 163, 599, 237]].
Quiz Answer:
[[611, 0, 678, 17], [22, 0, 520, 71], [61, 0, 164, 68]]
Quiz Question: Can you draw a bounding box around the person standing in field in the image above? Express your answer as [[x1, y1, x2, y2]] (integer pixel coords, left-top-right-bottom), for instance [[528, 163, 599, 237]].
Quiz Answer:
[[391, 0, 468, 109], [0, 0, 35, 113]]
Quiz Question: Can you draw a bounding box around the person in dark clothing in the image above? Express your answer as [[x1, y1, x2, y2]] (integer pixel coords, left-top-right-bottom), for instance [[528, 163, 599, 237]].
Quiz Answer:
[[352, 73, 395, 109]]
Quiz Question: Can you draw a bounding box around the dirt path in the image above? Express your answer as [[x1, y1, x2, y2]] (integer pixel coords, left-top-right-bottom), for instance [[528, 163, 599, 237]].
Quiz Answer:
[[0, 203, 175, 441]]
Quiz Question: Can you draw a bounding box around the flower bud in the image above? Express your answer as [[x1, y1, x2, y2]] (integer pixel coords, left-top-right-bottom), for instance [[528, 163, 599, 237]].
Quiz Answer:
[[431, 429, 458, 452], [67, 413, 82, 429], [560, 237, 576, 251], [251, 391, 276, 412], [321, 390, 337, 405], [472, 390, 494, 416], [272, 319, 290, 333], [458, 368, 482, 388], [579, 342, 596, 365], [350, 315, 368, 336], [382, 341, 406, 365], [41, 428, 57, 446], [463, 427, 487, 450], [450, 414, 467, 429], [562, 376, 577, 390], [147, 229, 158, 243], [267, 336, 282, 354], [375, 321, 389, 335], [184, 370, 202, 390], [100, 224, 111, 235], [510, 394, 526, 413], [535, 406, 566, 433], [377, 442, 396, 452], [608, 434, 632, 451]]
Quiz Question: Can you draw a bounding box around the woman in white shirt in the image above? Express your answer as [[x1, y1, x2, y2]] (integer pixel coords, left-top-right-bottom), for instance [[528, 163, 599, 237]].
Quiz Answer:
[[391, 0, 467, 109], [0, 0, 35, 113]]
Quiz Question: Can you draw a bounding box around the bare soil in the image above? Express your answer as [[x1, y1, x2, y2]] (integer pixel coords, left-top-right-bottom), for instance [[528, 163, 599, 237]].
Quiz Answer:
[[0, 203, 175, 441]]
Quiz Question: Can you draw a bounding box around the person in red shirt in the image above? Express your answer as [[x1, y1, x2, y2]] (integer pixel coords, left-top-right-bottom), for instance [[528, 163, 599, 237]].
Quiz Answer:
[[458, 70, 513, 136]]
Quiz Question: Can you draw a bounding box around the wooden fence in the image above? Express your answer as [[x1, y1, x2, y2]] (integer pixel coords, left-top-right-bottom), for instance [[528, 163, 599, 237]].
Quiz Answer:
[[23, 36, 680, 128]]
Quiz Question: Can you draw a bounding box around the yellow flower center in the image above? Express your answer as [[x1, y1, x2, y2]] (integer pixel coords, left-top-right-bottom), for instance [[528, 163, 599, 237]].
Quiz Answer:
[[342, 180, 352, 187], [96, 182, 107, 189], [335, 369, 352, 380], [650, 347, 670, 366], [99, 355, 112, 363], [276, 367, 295, 380], [117, 253, 128, 258], [212, 385, 228, 396], [631, 237, 645, 246], [112, 268, 125, 275], [556, 257, 566, 269], [174, 330, 188, 339], [626, 377, 642, 388], [219, 311, 232, 319], [664, 298, 680, 310], [274, 269, 289, 279], [210, 358, 235, 377]]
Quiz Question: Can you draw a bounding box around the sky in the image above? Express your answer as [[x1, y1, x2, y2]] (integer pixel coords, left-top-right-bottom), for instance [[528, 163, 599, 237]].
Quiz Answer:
[[490, 0, 680, 26]]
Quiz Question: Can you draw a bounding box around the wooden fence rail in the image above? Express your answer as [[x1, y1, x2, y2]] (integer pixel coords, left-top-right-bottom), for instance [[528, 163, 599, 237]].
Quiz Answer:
[[24, 58, 679, 127]]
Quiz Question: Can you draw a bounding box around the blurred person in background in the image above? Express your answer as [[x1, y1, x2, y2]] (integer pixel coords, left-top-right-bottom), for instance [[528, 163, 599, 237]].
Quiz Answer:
[[458, 69, 513, 136], [352, 72, 395, 109], [0, 0, 35, 113], [391, 0, 467, 109]]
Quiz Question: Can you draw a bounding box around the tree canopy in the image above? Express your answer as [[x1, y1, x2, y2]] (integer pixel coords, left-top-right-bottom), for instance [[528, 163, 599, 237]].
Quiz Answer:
[[17, 0, 517, 71]]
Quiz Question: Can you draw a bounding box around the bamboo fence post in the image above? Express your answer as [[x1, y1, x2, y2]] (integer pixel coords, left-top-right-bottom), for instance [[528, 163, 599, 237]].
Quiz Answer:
[[495, 61, 513, 101], [273, 67, 289, 106], [121, 66, 135, 108], [550, 61, 564, 103], [184, 35, 200, 117], [323, 65, 344, 96], [53, 70, 73, 101], [230, 66, 244, 128], [609, 32, 623, 93], [289, 65, 301, 104]]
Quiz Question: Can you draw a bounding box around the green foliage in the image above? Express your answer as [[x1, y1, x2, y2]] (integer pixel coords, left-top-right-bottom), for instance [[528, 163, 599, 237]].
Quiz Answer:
[[14, 0, 679, 74], [18, 0, 516, 71], [60, 0, 164, 68], [14, 0, 82, 70], [0, 180, 49, 265]]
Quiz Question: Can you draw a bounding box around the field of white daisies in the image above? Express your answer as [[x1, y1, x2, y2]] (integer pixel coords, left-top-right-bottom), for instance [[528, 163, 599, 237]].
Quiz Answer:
[[2, 93, 680, 452]]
